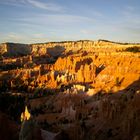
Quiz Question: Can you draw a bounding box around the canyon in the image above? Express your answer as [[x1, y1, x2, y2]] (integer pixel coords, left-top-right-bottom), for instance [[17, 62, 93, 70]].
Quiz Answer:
[[0, 40, 140, 140]]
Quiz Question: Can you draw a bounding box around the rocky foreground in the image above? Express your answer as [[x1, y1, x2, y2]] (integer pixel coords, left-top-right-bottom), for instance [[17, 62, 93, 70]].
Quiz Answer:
[[0, 40, 140, 140]]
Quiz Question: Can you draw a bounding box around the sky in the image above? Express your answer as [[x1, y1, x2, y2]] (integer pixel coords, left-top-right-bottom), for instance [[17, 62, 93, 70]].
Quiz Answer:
[[0, 0, 140, 43]]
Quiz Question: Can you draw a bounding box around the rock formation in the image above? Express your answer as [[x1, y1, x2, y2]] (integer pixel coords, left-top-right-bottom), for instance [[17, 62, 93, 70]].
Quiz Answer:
[[21, 106, 31, 122], [0, 39, 140, 140]]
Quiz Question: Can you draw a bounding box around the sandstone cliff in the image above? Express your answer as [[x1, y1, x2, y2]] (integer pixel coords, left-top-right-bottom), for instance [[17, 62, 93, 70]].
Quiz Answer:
[[1, 40, 140, 57], [0, 40, 140, 140], [0, 43, 31, 57], [30, 40, 140, 56], [0, 40, 140, 94]]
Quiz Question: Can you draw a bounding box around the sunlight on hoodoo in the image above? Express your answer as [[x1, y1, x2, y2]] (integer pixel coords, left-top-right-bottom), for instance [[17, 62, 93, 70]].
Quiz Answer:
[[21, 106, 31, 122]]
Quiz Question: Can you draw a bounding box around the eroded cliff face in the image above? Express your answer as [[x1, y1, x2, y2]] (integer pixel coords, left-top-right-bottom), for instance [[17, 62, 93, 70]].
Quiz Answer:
[[30, 40, 140, 55], [0, 43, 31, 57], [0, 40, 140, 94], [0, 40, 140, 140], [41, 52, 139, 93], [1, 40, 140, 57]]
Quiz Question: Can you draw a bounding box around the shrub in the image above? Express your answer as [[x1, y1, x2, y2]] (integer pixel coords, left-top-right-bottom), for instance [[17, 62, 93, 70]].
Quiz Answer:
[[124, 46, 140, 53]]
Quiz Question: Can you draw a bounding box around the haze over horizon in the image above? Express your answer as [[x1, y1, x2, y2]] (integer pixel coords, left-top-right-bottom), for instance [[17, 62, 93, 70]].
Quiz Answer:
[[0, 0, 140, 43]]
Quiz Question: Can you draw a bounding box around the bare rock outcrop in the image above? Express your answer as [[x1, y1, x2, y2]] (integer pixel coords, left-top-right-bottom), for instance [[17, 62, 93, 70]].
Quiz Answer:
[[0, 43, 31, 57]]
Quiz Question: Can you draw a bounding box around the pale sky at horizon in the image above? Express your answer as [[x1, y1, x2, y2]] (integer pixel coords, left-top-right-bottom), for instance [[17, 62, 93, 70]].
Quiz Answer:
[[0, 0, 140, 43]]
